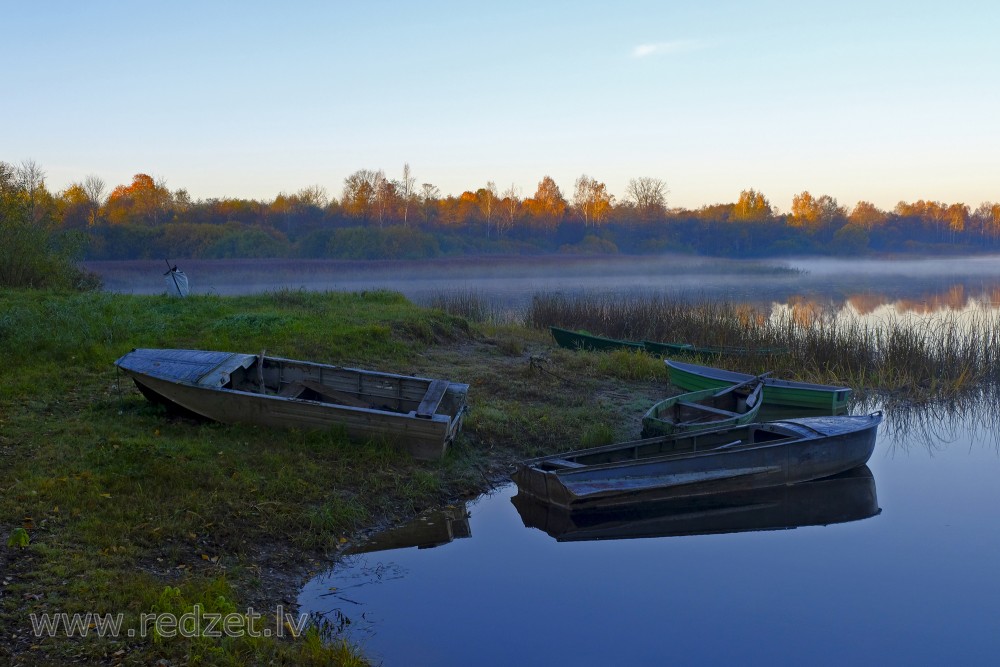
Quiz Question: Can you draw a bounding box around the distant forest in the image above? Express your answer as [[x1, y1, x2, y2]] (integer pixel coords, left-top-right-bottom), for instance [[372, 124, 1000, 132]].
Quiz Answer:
[[4, 159, 1000, 262]]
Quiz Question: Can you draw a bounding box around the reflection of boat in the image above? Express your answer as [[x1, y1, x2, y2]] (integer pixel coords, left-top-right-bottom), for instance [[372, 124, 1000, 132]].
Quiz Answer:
[[549, 327, 643, 352], [348, 505, 471, 554], [512, 466, 880, 542], [666, 359, 852, 411], [641, 381, 764, 437], [115, 348, 469, 460], [512, 413, 882, 509]]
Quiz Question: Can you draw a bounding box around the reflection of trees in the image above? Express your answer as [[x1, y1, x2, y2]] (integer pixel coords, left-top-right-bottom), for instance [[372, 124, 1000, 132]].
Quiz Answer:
[[855, 391, 1000, 454]]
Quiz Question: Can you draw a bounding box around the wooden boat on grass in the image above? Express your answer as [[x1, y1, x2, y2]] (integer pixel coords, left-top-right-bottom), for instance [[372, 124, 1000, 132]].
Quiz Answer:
[[512, 466, 879, 542], [512, 412, 881, 509], [115, 348, 469, 460], [666, 359, 852, 411], [641, 380, 764, 437], [549, 326, 643, 352]]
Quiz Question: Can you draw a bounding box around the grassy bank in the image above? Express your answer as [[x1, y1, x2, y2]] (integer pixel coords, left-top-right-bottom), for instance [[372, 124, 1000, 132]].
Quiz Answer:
[[0, 289, 667, 665]]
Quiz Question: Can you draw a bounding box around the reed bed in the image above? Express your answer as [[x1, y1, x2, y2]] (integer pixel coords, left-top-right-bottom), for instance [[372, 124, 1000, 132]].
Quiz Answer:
[[527, 293, 1000, 401]]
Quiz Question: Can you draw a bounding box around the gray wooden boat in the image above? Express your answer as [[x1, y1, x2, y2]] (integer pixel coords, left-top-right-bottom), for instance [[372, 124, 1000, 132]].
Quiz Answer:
[[115, 348, 469, 460], [512, 466, 880, 542], [641, 380, 764, 437], [512, 412, 882, 509]]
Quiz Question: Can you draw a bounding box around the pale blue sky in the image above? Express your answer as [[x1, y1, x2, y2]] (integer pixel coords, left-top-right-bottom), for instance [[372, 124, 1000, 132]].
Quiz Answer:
[[3, 1, 997, 211]]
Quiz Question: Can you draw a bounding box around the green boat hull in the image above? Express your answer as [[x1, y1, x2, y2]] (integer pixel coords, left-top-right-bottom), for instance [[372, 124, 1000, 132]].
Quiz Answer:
[[642, 384, 763, 437], [550, 326, 644, 352], [666, 360, 851, 411]]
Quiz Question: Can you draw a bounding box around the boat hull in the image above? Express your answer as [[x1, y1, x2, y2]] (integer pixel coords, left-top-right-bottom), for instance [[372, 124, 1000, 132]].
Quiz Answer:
[[549, 326, 644, 352], [666, 360, 851, 411], [116, 349, 468, 460], [512, 414, 880, 509]]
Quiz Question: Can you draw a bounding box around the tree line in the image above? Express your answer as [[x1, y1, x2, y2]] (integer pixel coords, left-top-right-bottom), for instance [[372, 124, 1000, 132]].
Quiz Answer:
[[4, 158, 1000, 265]]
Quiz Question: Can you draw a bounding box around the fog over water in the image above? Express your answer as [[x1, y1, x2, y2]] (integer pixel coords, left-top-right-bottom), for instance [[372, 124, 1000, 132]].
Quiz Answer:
[[86, 254, 1000, 312]]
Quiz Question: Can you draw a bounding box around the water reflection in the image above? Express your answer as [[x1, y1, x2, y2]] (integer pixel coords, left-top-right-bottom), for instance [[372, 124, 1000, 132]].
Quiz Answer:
[[856, 393, 1000, 453], [511, 466, 879, 543], [348, 504, 471, 554]]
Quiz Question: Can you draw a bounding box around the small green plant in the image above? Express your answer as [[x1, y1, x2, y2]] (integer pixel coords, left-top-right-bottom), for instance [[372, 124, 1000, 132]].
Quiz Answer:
[[7, 527, 30, 548], [581, 423, 616, 447]]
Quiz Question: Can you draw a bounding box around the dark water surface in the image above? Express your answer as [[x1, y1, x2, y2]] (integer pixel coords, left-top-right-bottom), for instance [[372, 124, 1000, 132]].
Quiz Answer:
[[299, 408, 1000, 666]]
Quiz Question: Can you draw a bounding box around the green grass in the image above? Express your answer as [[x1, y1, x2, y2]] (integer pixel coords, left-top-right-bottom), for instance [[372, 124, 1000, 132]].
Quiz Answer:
[[0, 288, 474, 665]]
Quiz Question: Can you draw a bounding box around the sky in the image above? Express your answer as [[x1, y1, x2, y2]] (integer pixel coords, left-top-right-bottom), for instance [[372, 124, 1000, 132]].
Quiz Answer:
[[3, 0, 998, 212]]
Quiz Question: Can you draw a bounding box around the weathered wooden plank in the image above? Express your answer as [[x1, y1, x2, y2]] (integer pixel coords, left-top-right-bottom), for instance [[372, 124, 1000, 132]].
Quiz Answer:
[[416, 380, 449, 418], [298, 380, 372, 408], [676, 401, 738, 418]]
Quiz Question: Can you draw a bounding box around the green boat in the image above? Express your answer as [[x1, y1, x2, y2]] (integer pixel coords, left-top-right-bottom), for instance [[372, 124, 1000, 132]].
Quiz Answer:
[[549, 326, 644, 352], [642, 380, 764, 437], [642, 340, 787, 359], [666, 359, 852, 411]]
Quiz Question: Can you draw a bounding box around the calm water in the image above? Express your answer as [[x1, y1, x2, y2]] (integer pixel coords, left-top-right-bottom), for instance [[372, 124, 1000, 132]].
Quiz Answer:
[[299, 406, 1000, 666]]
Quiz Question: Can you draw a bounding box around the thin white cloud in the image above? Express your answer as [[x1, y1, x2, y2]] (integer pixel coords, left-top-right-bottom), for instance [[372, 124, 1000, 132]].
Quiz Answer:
[[631, 40, 705, 58]]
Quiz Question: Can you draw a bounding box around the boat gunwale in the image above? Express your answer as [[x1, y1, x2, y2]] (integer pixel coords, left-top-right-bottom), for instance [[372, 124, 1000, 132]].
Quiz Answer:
[[520, 415, 882, 477], [666, 359, 851, 394]]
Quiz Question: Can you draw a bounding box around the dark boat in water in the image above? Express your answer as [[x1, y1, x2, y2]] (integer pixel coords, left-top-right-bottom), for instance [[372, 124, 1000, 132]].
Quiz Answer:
[[115, 348, 469, 460], [512, 412, 882, 509], [512, 466, 880, 542]]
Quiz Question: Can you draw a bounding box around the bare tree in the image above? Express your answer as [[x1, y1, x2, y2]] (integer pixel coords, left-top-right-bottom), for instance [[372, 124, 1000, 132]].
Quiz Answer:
[[419, 183, 440, 223], [625, 177, 668, 219], [500, 183, 520, 235], [373, 173, 396, 227], [83, 174, 106, 226], [399, 163, 416, 225], [297, 184, 329, 208], [479, 181, 498, 235], [16, 159, 45, 221]]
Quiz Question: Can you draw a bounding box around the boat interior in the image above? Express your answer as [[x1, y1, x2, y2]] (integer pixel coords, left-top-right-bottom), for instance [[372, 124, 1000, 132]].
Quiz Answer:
[[539, 422, 802, 471], [218, 354, 466, 419]]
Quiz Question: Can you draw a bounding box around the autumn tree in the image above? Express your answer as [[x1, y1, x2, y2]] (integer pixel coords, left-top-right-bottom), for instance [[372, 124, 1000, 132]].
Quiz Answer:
[[341, 169, 383, 222], [625, 177, 668, 220], [524, 176, 566, 225], [790, 191, 845, 229], [104, 173, 172, 225], [58, 183, 92, 229], [731, 189, 772, 222], [973, 202, 1000, 241], [572, 175, 613, 226], [848, 201, 886, 229]]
